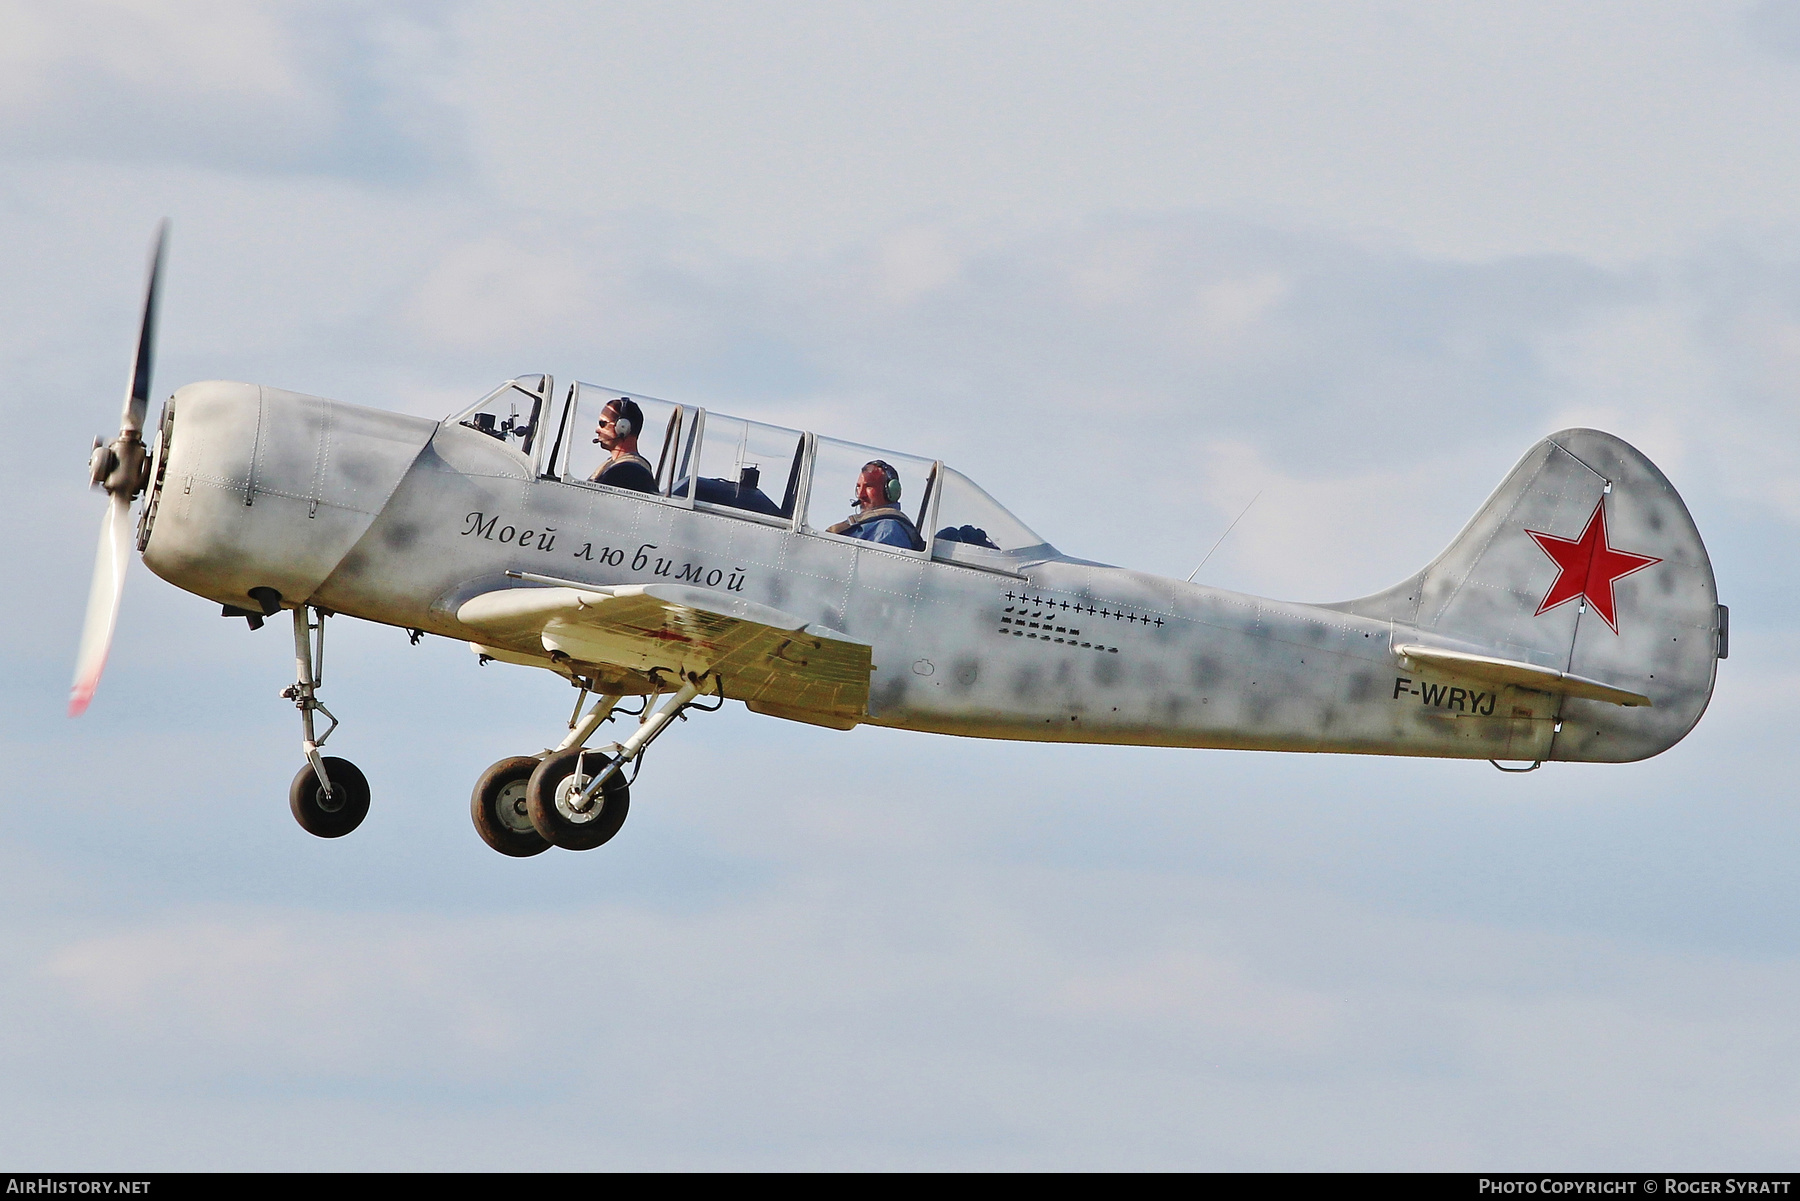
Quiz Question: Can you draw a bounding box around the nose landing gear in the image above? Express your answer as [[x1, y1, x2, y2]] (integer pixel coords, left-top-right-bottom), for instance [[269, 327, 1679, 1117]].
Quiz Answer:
[[282, 605, 370, 839]]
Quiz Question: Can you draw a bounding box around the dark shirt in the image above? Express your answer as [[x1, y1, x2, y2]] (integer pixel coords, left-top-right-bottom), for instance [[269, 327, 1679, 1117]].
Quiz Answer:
[[592, 453, 657, 494]]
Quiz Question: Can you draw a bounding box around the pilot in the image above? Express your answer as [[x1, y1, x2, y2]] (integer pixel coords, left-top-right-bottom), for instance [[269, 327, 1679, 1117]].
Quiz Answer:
[[828, 460, 924, 549], [590, 397, 657, 493]]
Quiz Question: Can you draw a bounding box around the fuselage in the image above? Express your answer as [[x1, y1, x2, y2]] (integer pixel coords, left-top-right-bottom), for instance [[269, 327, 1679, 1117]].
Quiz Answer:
[[142, 382, 1714, 764]]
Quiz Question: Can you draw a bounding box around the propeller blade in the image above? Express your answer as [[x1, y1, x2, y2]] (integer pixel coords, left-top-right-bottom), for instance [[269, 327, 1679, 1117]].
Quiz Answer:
[[69, 492, 133, 717], [120, 220, 168, 438]]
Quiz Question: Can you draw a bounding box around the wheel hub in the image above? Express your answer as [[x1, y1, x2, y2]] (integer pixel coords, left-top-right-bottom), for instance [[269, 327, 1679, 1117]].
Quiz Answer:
[[553, 775, 604, 825], [496, 780, 535, 834]]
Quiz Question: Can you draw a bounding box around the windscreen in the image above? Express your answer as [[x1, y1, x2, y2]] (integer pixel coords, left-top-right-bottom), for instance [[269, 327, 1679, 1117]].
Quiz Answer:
[[929, 466, 1045, 553], [450, 377, 548, 461]]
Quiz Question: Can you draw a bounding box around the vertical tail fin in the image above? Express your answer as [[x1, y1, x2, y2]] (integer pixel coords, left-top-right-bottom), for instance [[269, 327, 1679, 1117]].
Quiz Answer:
[[1330, 429, 1720, 762]]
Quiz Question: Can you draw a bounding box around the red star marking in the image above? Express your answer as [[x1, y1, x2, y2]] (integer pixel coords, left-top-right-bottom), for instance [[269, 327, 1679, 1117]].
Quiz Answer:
[[1525, 498, 1661, 633]]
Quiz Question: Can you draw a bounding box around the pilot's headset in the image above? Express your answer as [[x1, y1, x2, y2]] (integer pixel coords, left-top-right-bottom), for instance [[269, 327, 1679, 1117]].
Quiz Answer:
[[866, 460, 901, 505], [598, 397, 641, 441]]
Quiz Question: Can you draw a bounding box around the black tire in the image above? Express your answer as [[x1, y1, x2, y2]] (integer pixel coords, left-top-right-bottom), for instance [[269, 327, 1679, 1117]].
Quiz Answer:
[[527, 747, 631, 851], [471, 756, 551, 858], [289, 756, 370, 838]]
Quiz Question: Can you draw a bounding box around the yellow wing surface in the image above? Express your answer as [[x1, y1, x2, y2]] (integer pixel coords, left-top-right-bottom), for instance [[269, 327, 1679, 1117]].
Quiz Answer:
[[456, 576, 870, 728]]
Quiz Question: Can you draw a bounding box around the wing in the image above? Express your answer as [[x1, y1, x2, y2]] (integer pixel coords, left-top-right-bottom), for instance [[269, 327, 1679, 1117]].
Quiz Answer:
[[456, 578, 871, 726]]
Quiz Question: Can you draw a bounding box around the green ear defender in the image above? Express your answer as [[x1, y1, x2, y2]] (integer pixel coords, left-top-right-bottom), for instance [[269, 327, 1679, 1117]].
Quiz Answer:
[[870, 460, 902, 503]]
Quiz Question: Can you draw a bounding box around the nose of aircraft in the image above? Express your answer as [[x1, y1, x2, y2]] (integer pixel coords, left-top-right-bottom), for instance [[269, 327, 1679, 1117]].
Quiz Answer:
[[139, 381, 437, 613]]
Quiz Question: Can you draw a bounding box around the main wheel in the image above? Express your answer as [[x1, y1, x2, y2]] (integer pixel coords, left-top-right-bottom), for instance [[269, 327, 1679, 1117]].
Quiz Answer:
[[471, 756, 550, 857], [289, 756, 370, 838], [526, 747, 631, 850]]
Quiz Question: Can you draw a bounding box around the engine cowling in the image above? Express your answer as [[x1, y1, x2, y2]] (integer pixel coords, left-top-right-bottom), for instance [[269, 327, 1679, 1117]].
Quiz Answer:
[[141, 381, 437, 611]]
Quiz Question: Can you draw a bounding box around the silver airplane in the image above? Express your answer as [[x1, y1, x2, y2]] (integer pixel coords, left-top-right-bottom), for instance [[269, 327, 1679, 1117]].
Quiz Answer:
[[75, 228, 1726, 857]]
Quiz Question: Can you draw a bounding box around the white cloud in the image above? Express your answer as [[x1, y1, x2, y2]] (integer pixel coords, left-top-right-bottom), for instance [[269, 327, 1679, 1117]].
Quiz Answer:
[[18, 867, 1800, 1168], [1057, 948, 1343, 1045], [443, 1, 1800, 264], [0, 0, 460, 179]]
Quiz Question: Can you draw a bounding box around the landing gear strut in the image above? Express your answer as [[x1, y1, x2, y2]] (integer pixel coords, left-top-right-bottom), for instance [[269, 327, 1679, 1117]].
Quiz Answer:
[[282, 606, 369, 838]]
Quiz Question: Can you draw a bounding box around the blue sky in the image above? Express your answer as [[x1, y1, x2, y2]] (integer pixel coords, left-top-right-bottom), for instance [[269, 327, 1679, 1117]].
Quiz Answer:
[[3, 0, 1798, 1168]]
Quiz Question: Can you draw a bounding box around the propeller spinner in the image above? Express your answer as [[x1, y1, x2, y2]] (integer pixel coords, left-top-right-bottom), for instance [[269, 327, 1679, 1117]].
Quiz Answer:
[[70, 222, 168, 717]]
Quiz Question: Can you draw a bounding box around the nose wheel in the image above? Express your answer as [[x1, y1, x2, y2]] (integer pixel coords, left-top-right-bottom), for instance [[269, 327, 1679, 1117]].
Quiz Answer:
[[289, 756, 369, 838], [282, 604, 373, 840], [471, 756, 551, 857]]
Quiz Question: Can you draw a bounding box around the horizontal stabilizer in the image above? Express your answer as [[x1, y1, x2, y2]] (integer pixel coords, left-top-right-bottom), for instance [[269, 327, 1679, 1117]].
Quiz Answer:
[[1394, 644, 1650, 708]]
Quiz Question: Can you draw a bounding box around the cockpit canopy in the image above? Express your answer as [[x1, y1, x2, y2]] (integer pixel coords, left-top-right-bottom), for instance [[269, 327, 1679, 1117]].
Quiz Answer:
[[450, 378, 1053, 568]]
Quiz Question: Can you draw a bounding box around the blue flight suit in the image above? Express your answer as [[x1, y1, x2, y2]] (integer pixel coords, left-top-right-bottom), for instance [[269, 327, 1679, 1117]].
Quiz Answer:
[[832, 506, 924, 550]]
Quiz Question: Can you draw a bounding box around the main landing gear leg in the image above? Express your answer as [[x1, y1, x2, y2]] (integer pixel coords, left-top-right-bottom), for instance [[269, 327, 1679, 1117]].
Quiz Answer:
[[557, 689, 625, 754], [282, 606, 368, 838], [470, 688, 623, 857], [523, 674, 719, 852]]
